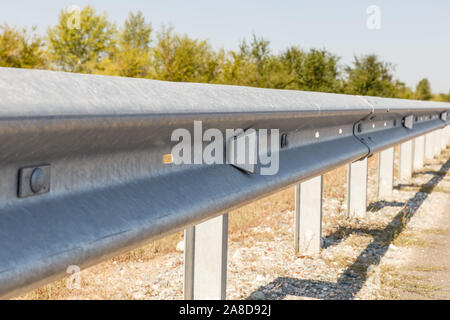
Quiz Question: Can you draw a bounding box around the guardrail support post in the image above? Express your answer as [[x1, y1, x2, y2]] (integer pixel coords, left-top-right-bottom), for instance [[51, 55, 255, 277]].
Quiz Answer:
[[439, 128, 446, 152], [413, 136, 425, 172], [424, 132, 434, 161], [433, 130, 441, 157], [294, 176, 323, 256], [447, 126, 450, 146], [183, 214, 228, 300], [399, 140, 413, 182], [347, 158, 368, 218], [446, 126, 450, 147], [378, 148, 394, 199], [441, 127, 447, 151]]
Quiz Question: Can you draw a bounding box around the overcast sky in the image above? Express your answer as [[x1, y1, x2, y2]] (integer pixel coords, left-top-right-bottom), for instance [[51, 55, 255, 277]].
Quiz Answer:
[[1, 0, 449, 93]]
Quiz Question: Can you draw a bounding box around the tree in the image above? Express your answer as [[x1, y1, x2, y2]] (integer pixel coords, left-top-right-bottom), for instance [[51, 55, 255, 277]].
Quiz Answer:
[[152, 26, 219, 83], [0, 24, 47, 69], [99, 11, 153, 78], [344, 54, 397, 97], [220, 34, 286, 88], [436, 91, 450, 102], [218, 48, 255, 85], [121, 11, 151, 50], [415, 78, 432, 100], [6, 6, 434, 102], [280, 47, 341, 92], [47, 5, 116, 73], [394, 80, 414, 99]]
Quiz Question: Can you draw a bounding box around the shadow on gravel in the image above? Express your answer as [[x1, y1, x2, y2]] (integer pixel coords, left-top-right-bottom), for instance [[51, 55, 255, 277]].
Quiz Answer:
[[367, 200, 405, 213], [247, 157, 450, 300], [413, 170, 447, 177]]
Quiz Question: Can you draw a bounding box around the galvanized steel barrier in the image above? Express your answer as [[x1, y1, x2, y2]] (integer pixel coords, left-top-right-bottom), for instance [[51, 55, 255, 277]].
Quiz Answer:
[[0, 67, 449, 298]]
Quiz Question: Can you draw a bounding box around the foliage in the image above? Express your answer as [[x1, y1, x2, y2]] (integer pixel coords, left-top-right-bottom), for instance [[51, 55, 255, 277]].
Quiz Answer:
[[98, 11, 152, 78], [152, 26, 219, 83], [279, 46, 341, 92], [435, 91, 450, 102], [344, 54, 397, 97], [46, 5, 116, 73], [0, 5, 447, 99], [219, 34, 285, 88], [415, 78, 432, 101], [0, 24, 47, 68]]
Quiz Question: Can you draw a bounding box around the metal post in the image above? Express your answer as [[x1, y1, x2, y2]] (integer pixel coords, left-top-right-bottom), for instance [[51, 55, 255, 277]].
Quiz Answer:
[[433, 130, 441, 157], [347, 158, 368, 218], [399, 140, 413, 182], [183, 214, 228, 300], [294, 176, 322, 256], [413, 136, 425, 172], [430, 131, 436, 157], [378, 148, 394, 199], [446, 126, 450, 147], [446, 126, 450, 148], [424, 132, 434, 161], [446, 127, 449, 148], [183, 226, 195, 299]]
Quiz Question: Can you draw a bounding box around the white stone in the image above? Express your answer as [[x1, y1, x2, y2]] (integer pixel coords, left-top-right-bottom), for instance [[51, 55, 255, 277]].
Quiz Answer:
[[176, 240, 184, 252]]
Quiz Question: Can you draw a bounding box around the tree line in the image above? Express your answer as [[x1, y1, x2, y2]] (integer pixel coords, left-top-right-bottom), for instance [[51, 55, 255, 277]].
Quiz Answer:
[[1, 5, 449, 102]]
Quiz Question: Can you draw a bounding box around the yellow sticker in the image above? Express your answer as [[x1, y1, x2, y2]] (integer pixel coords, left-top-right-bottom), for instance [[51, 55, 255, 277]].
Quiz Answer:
[[162, 153, 173, 164]]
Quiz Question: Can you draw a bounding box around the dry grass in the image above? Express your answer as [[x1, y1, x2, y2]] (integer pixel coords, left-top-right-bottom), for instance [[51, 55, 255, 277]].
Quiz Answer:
[[377, 265, 442, 299], [406, 265, 447, 272], [392, 230, 430, 247]]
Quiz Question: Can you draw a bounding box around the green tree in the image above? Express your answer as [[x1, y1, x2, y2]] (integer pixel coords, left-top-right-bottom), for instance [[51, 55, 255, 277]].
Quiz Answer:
[[0, 24, 47, 68], [394, 80, 414, 99], [121, 11, 151, 50], [278, 46, 305, 89], [220, 34, 286, 88], [436, 91, 450, 102], [280, 47, 341, 92], [99, 11, 153, 78], [218, 48, 255, 85], [47, 5, 116, 73], [415, 78, 432, 100], [152, 26, 219, 83], [5, 6, 432, 102], [344, 54, 397, 97], [242, 34, 271, 85]]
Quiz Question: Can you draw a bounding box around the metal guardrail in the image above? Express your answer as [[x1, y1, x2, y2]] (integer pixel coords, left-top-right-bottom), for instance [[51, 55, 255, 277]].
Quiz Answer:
[[0, 67, 449, 298]]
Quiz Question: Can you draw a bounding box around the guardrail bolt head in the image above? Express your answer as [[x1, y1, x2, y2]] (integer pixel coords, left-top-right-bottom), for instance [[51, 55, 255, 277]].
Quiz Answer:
[[357, 123, 362, 133], [30, 167, 45, 193]]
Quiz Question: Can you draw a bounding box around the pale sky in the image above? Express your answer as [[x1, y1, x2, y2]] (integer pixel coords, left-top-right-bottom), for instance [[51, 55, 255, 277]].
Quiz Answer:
[[1, 0, 449, 93]]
